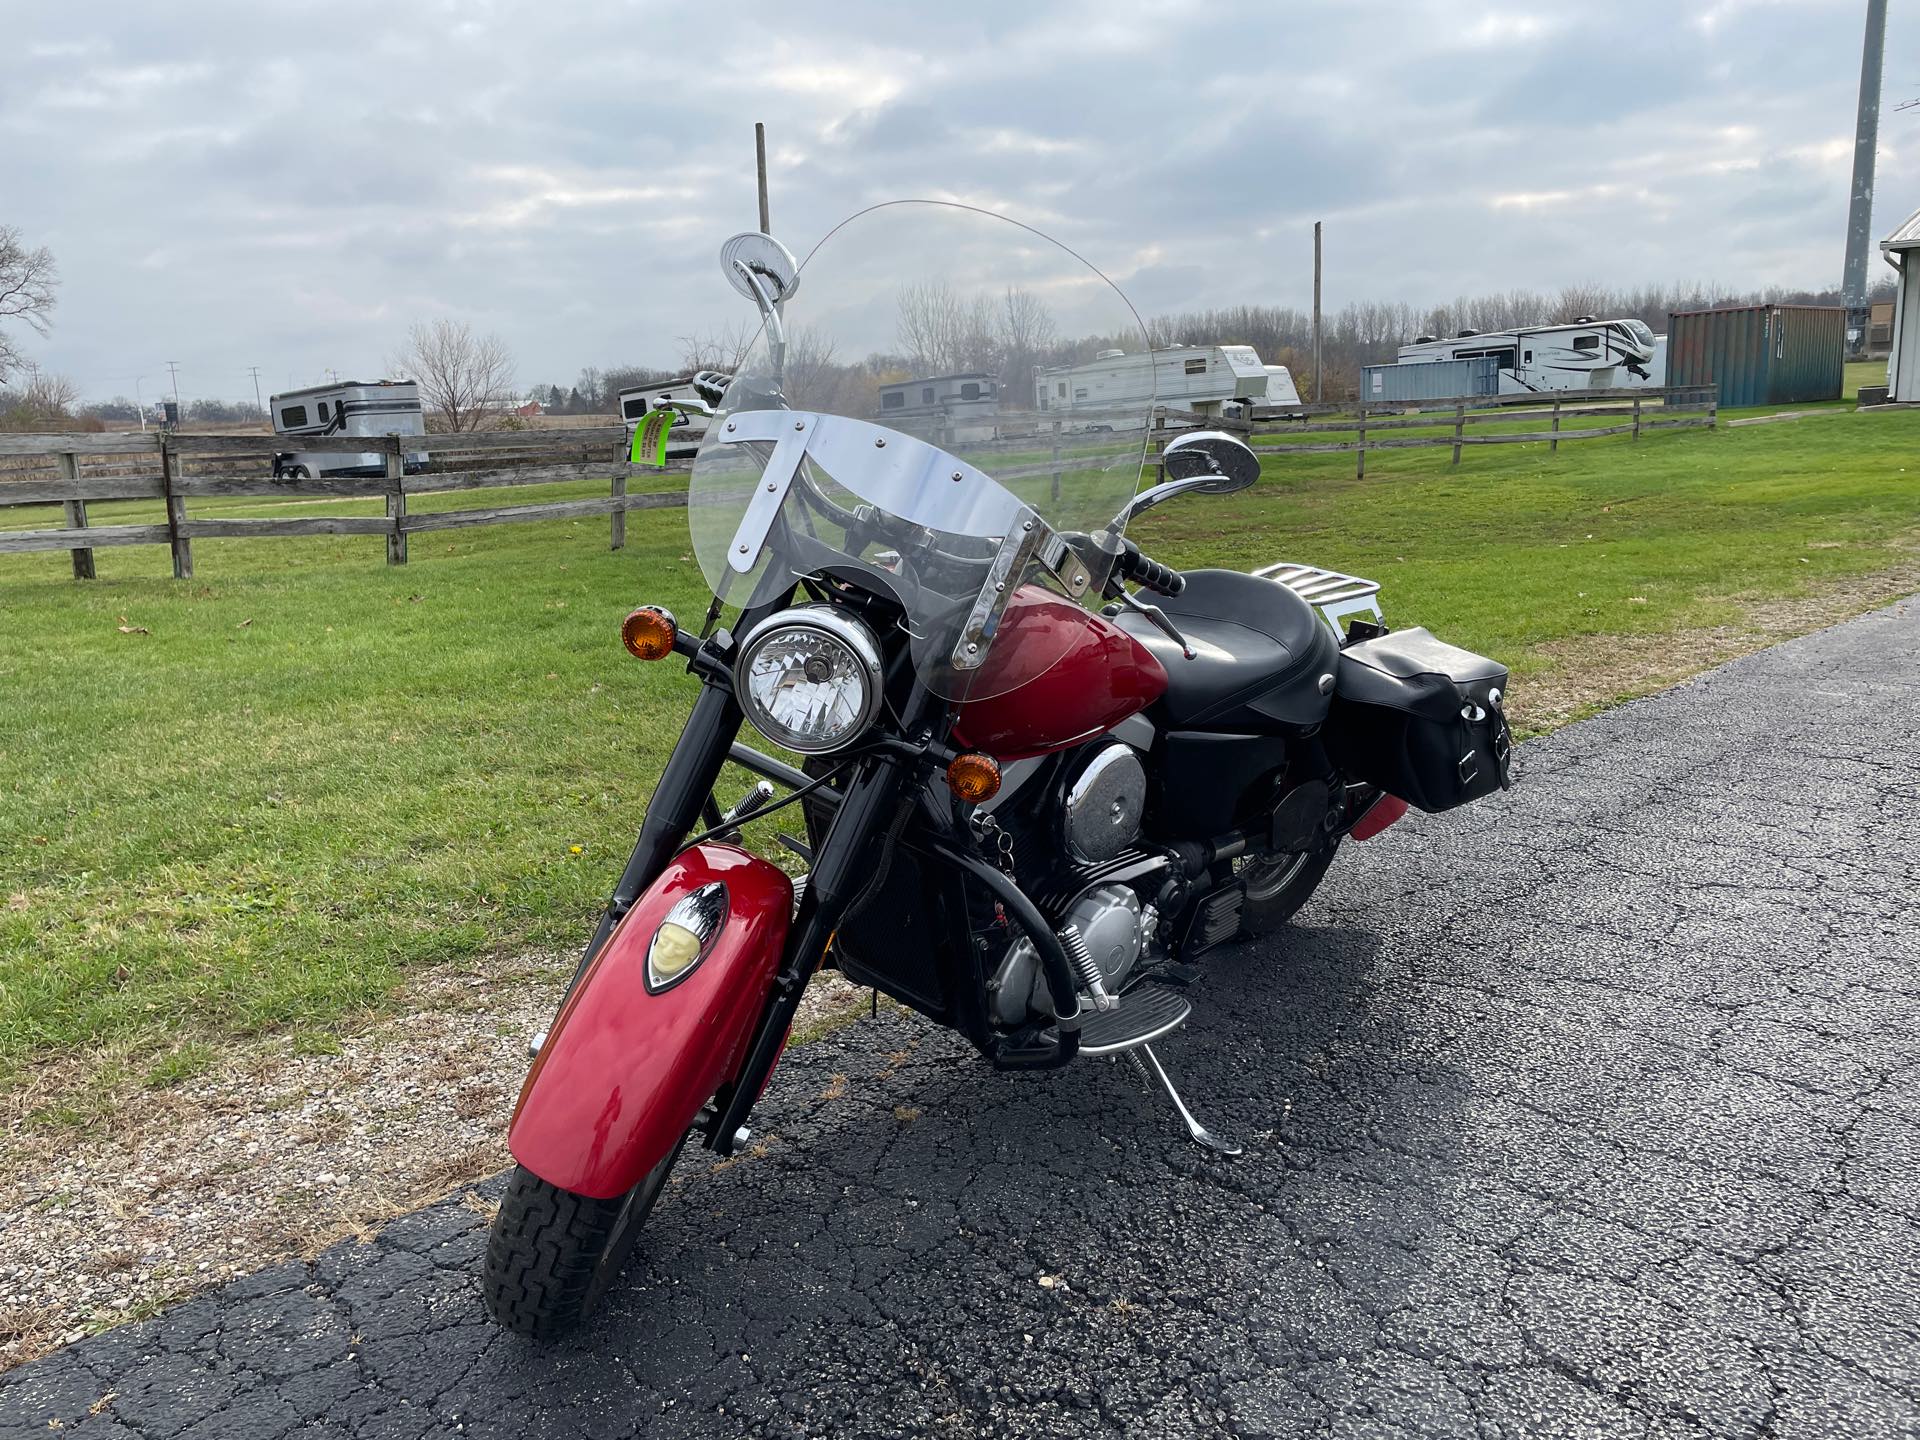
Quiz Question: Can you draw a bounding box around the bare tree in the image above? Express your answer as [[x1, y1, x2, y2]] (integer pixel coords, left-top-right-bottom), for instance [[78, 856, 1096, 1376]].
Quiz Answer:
[[389, 319, 515, 432], [677, 321, 757, 376], [897, 281, 999, 376], [996, 286, 1056, 391], [0, 365, 80, 431], [0, 227, 59, 384]]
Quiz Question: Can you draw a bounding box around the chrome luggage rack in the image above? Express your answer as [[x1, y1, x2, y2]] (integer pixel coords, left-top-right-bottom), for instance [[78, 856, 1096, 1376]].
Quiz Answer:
[[1252, 561, 1383, 638]]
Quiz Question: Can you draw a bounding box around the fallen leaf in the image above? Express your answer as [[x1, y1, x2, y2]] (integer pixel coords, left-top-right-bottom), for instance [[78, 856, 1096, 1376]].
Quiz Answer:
[[1627, 596, 1648, 604], [116, 624, 149, 635], [236, 618, 252, 628]]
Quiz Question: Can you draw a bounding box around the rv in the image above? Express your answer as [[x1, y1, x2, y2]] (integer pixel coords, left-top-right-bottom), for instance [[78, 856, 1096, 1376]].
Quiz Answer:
[[1259, 364, 1304, 413], [1034, 344, 1271, 426], [1396, 318, 1658, 393], [616, 373, 728, 456], [874, 371, 1001, 443], [270, 380, 428, 479], [1616, 334, 1669, 388]]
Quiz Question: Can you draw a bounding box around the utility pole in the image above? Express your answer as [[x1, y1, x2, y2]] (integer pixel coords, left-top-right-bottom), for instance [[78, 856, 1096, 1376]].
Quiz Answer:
[[754, 122, 771, 233], [247, 365, 264, 418], [1843, 0, 1887, 357], [135, 376, 147, 432], [1312, 222, 1324, 403], [165, 360, 182, 412]]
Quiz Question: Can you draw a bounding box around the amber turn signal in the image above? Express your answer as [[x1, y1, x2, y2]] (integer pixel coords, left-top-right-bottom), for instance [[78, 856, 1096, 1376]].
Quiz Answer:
[[945, 752, 1002, 804], [621, 606, 677, 661]]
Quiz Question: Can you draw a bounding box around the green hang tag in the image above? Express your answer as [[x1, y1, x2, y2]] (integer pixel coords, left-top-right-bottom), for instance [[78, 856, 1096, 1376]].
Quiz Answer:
[[630, 409, 673, 469]]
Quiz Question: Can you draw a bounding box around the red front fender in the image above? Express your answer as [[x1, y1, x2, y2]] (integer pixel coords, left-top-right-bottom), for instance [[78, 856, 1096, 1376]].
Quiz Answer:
[[509, 844, 793, 1200]]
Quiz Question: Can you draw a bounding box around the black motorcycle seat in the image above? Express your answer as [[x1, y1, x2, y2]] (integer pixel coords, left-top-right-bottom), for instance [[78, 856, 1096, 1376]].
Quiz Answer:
[[1115, 569, 1339, 731]]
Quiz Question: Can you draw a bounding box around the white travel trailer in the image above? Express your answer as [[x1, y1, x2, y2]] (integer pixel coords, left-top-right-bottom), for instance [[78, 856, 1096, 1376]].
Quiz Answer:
[[1260, 364, 1304, 411], [1396, 318, 1658, 393], [874, 371, 1001, 443], [617, 374, 725, 456], [270, 380, 428, 479], [1616, 334, 1669, 388], [1034, 344, 1271, 425]]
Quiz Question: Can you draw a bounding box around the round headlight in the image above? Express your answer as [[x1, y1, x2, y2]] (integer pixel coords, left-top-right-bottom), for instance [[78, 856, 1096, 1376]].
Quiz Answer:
[[733, 606, 884, 755]]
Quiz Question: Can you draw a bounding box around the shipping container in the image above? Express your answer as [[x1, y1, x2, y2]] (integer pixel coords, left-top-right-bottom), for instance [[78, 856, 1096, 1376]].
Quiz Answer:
[[1665, 304, 1843, 407], [1361, 356, 1501, 408]]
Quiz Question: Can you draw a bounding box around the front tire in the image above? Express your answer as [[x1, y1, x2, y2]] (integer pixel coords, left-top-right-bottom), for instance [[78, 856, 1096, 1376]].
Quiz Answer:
[[481, 1136, 685, 1338], [1236, 842, 1339, 936]]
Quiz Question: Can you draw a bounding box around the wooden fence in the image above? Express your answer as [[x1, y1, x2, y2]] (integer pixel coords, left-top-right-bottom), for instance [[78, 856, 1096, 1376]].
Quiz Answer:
[[0, 426, 684, 580], [1, 383, 1718, 579], [1209, 382, 1718, 479]]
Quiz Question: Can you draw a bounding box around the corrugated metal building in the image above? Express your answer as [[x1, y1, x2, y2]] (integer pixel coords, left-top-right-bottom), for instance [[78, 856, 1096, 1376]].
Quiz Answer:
[[1361, 356, 1501, 407], [1665, 305, 1844, 407], [1880, 206, 1920, 401]]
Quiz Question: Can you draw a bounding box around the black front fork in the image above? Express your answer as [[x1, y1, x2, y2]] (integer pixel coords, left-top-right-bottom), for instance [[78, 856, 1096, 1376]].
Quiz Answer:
[[706, 745, 919, 1151]]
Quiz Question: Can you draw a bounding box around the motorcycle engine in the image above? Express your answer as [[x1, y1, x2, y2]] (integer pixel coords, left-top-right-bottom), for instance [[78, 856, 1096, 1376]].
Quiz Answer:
[[986, 883, 1148, 1026]]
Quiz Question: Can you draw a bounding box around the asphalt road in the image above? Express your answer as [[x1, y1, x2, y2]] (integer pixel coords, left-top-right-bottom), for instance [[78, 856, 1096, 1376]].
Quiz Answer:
[[5, 600, 1917, 1440]]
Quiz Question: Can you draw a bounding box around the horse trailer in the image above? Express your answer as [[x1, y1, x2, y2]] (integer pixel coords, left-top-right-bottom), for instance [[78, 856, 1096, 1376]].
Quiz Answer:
[[269, 381, 428, 479]]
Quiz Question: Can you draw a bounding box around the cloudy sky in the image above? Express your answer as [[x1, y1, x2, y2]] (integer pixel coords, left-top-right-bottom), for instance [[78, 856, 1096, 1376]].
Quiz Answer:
[[5, 0, 1914, 404]]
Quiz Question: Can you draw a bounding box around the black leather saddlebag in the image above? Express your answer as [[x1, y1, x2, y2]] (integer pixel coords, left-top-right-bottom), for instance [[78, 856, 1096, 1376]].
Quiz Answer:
[[1326, 627, 1512, 813]]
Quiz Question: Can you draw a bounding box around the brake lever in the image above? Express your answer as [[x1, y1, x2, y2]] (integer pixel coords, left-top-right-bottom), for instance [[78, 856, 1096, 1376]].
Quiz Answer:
[[1116, 587, 1194, 660]]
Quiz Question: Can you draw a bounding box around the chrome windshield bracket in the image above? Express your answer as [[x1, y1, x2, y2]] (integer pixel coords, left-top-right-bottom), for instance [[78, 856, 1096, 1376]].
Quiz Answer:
[[953, 512, 1041, 671], [715, 411, 815, 573]]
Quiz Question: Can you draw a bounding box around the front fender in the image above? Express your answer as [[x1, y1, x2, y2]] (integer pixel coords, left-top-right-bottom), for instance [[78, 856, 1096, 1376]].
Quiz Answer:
[[509, 843, 793, 1199]]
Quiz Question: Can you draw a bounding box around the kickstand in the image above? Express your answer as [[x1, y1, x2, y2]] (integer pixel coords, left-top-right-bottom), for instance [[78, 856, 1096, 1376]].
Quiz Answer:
[[1128, 1044, 1242, 1156]]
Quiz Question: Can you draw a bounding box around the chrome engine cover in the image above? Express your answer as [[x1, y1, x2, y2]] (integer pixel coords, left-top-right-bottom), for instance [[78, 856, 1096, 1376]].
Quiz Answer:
[[1064, 744, 1147, 864], [986, 883, 1145, 1026]]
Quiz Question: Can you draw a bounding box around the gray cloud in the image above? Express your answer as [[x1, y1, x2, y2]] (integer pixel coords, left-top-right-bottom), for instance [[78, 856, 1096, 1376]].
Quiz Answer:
[[2, 0, 1910, 402]]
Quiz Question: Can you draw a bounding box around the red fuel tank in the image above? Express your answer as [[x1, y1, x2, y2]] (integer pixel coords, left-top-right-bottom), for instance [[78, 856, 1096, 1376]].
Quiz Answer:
[[952, 587, 1168, 761]]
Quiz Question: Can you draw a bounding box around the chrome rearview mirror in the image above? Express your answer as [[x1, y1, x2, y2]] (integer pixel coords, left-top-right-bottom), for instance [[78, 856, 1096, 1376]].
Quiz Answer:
[[719, 232, 800, 376], [1120, 430, 1261, 524], [720, 232, 800, 309], [1162, 430, 1260, 492]]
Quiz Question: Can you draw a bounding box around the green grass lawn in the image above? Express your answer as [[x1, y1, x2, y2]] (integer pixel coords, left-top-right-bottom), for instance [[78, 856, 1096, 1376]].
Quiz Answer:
[[2, 407, 1916, 1102]]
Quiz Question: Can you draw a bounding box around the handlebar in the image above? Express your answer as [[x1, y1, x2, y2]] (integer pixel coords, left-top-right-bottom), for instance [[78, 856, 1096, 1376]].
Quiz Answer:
[[1114, 538, 1186, 598]]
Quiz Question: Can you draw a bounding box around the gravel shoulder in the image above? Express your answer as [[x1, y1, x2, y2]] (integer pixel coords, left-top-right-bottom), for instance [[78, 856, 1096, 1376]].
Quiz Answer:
[[0, 956, 863, 1370]]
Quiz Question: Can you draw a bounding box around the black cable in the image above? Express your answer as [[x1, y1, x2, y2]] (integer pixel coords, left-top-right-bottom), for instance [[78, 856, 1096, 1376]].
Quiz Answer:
[[678, 756, 859, 852]]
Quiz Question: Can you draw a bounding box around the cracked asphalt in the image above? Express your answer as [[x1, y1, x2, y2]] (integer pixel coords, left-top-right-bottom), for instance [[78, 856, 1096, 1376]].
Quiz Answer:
[[4, 599, 1917, 1440]]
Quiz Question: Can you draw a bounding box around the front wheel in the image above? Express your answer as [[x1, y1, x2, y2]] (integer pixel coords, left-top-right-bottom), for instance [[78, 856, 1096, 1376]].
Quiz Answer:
[[1235, 842, 1339, 937], [481, 1135, 685, 1338]]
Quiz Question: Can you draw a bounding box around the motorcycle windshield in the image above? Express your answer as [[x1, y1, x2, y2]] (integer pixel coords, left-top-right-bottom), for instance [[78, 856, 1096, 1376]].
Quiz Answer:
[[687, 200, 1153, 702]]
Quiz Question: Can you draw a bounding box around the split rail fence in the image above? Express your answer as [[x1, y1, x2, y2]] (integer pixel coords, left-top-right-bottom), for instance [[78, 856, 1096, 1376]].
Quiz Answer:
[[1203, 382, 1718, 480], [0, 426, 677, 580], [0, 383, 1717, 580]]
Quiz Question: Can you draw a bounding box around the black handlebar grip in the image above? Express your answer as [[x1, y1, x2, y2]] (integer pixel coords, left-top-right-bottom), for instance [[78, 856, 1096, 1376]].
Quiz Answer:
[[1118, 540, 1186, 597]]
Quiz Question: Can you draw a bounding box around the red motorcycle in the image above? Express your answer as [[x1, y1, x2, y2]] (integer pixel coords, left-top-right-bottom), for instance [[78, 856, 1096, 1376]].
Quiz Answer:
[[484, 202, 1512, 1336]]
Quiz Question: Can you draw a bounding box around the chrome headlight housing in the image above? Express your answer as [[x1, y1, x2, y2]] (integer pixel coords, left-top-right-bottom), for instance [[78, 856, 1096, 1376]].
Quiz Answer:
[[732, 606, 884, 755]]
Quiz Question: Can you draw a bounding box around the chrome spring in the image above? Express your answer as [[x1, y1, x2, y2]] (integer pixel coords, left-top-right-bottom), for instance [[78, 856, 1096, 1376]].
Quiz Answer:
[[1062, 924, 1116, 1009]]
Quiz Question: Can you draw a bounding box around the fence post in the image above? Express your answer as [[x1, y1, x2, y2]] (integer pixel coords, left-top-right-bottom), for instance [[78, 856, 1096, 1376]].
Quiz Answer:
[[1050, 418, 1063, 503], [1550, 398, 1561, 454], [1451, 402, 1464, 466], [56, 451, 96, 580], [1355, 404, 1367, 479], [384, 437, 408, 565], [610, 462, 627, 551], [1632, 395, 1642, 441], [1707, 385, 1718, 429], [159, 438, 193, 580]]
